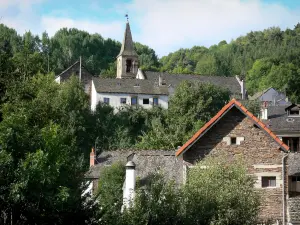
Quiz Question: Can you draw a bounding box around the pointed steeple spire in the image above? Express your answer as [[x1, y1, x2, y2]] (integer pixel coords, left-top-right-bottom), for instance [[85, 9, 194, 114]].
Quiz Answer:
[[117, 21, 137, 57]]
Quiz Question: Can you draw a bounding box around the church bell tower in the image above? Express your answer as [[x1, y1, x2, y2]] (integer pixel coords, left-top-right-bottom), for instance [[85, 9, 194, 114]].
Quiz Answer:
[[116, 19, 139, 79]]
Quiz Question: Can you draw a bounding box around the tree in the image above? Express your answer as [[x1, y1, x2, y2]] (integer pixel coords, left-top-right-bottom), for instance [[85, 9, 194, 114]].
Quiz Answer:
[[122, 174, 183, 225], [0, 74, 93, 224], [95, 162, 125, 225], [137, 81, 230, 149], [98, 156, 260, 225], [184, 155, 260, 225]]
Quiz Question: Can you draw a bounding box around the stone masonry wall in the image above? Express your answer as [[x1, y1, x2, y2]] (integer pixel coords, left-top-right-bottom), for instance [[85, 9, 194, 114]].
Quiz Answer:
[[183, 107, 286, 223]]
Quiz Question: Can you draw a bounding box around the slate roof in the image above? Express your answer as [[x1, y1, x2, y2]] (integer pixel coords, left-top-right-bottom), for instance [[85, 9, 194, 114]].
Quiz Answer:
[[93, 71, 241, 96], [249, 87, 272, 100], [92, 77, 169, 95], [264, 105, 300, 133], [176, 99, 289, 156], [143, 71, 241, 94], [288, 153, 300, 176], [117, 22, 137, 57], [86, 150, 183, 184], [56, 60, 93, 78]]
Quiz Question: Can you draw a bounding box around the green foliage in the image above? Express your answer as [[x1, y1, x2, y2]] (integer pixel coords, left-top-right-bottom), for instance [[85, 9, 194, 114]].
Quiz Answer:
[[160, 24, 300, 101], [0, 74, 93, 224], [185, 155, 260, 225], [240, 100, 261, 116], [96, 162, 125, 225], [99, 158, 260, 225], [137, 81, 230, 149], [122, 174, 183, 225]]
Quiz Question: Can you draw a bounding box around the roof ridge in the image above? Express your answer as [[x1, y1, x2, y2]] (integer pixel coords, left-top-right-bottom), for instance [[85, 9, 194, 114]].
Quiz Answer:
[[56, 61, 80, 78], [175, 98, 289, 156], [144, 71, 238, 78]]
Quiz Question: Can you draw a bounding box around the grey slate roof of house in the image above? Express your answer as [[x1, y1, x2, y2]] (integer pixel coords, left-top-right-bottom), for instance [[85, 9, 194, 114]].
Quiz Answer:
[[56, 60, 93, 79], [93, 72, 241, 96], [264, 105, 300, 133], [92, 77, 169, 95], [249, 87, 272, 100], [288, 153, 300, 176], [86, 150, 183, 185], [143, 71, 241, 94]]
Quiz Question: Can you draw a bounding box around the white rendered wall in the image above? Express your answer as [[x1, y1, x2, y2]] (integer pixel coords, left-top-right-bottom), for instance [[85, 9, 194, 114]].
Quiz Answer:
[[55, 76, 61, 84], [91, 81, 99, 111], [123, 168, 136, 208], [92, 92, 169, 111]]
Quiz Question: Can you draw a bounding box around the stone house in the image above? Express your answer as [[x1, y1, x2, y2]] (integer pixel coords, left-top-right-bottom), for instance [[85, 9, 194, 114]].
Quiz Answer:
[[88, 99, 300, 224], [261, 103, 300, 153]]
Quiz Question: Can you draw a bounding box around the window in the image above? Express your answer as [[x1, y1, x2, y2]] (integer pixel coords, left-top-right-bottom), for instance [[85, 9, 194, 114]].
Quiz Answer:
[[262, 176, 276, 188], [126, 59, 132, 73], [103, 97, 110, 104], [283, 137, 300, 152], [153, 97, 159, 106], [231, 137, 237, 145], [290, 110, 300, 116], [143, 98, 149, 105], [120, 98, 127, 104], [131, 97, 137, 105], [292, 176, 300, 182]]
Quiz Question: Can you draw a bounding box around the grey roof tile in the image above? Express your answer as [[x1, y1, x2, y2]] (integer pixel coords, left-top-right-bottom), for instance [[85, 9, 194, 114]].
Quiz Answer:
[[143, 71, 241, 94], [86, 150, 183, 184], [93, 71, 241, 96], [288, 153, 300, 176], [92, 77, 169, 95], [264, 105, 300, 133]]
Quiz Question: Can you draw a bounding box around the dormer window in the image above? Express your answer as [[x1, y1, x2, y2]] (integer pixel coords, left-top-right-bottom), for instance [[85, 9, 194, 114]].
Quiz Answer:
[[285, 104, 300, 117], [289, 109, 300, 116], [126, 59, 132, 73]]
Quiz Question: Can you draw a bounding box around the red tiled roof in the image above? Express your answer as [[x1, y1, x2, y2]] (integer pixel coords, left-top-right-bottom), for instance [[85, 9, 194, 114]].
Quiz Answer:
[[175, 99, 289, 156]]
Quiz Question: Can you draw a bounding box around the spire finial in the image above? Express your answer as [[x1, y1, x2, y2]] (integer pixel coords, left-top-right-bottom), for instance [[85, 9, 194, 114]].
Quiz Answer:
[[125, 13, 129, 22]]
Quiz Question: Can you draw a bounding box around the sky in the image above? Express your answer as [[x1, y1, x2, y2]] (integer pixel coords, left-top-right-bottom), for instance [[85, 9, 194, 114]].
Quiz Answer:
[[1, 0, 300, 57]]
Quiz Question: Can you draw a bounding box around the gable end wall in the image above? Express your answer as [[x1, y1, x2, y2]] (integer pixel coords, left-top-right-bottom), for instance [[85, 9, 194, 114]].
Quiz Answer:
[[183, 107, 286, 223]]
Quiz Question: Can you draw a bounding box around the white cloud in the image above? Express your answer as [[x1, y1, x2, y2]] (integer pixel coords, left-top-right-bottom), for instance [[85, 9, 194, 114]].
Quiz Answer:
[[41, 16, 124, 40], [125, 0, 300, 56], [0, 0, 43, 10], [0, 0, 45, 34], [1, 0, 300, 57]]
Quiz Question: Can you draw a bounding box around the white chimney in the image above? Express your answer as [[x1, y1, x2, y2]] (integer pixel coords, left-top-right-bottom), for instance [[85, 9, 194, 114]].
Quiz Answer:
[[261, 108, 268, 120], [123, 161, 136, 209], [235, 75, 246, 100], [158, 74, 162, 86]]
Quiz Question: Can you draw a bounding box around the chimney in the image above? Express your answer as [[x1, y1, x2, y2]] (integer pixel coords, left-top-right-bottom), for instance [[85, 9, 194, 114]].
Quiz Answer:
[[158, 74, 162, 86], [235, 75, 246, 100], [261, 107, 268, 120], [123, 161, 136, 209], [90, 148, 95, 167], [241, 79, 245, 100]]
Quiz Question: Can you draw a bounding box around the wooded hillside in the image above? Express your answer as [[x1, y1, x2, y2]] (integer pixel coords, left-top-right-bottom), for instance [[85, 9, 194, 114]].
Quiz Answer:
[[1, 23, 300, 102]]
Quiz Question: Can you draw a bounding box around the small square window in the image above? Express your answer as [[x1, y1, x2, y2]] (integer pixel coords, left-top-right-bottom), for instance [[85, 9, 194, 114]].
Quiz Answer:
[[262, 176, 276, 188], [120, 98, 127, 104], [231, 137, 236, 145], [143, 99, 149, 105], [292, 176, 300, 182], [153, 97, 159, 106], [131, 97, 137, 105], [103, 97, 110, 104]]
